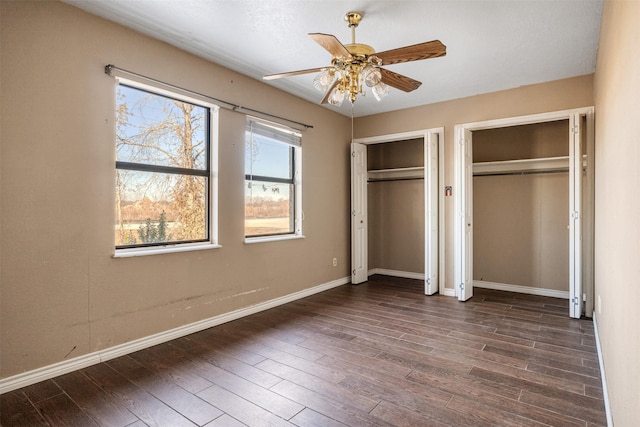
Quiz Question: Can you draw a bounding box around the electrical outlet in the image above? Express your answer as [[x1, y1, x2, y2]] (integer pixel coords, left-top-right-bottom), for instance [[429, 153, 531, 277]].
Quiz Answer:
[[332, 257, 337, 267]]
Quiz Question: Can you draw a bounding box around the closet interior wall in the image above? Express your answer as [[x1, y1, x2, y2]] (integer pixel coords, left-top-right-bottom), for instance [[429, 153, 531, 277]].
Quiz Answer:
[[472, 120, 570, 294], [367, 139, 425, 275]]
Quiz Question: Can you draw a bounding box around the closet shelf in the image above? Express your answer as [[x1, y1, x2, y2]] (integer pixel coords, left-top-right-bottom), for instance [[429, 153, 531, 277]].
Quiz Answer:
[[473, 156, 586, 176], [368, 166, 424, 181]]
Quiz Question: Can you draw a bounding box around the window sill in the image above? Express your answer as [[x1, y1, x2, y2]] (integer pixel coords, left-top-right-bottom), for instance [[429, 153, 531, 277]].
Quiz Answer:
[[113, 242, 221, 258], [244, 234, 305, 244]]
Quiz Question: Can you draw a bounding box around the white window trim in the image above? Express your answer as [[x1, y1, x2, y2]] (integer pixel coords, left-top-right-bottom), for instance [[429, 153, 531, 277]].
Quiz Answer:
[[113, 76, 220, 257], [244, 118, 303, 243]]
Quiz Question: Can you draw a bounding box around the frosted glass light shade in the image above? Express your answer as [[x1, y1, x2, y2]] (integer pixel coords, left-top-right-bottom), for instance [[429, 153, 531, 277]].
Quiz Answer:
[[372, 82, 390, 101], [362, 65, 382, 87], [313, 70, 334, 92], [327, 86, 345, 106]]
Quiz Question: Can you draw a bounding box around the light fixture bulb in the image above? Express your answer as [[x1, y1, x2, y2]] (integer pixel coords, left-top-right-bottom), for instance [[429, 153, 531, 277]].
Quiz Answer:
[[327, 86, 345, 106], [362, 65, 382, 87], [372, 82, 390, 101], [313, 69, 334, 92]]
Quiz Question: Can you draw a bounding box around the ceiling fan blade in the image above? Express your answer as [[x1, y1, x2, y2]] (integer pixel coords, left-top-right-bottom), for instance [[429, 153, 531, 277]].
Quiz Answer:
[[320, 79, 340, 104], [263, 67, 326, 80], [309, 33, 353, 59], [380, 68, 422, 92], [376, 40, 446, 65]]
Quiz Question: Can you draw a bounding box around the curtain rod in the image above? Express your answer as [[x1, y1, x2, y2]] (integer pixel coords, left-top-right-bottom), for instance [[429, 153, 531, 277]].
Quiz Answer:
[[104, 65, 313, 130]]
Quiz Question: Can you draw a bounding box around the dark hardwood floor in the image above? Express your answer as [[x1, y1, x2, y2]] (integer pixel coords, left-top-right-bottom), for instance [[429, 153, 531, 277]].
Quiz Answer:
[[1, 275, 607, 426]]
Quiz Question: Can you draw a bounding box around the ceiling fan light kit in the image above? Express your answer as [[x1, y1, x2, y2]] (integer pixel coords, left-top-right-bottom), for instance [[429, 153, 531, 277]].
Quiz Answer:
[[264, 11, 446, 107]]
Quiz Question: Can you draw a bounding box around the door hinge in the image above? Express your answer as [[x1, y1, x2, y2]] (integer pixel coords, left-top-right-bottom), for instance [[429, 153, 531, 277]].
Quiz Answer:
[[459, 283, 465, 290], [571, 297, 579, 305], [426, 278, 431, 285], [351, 151, 356, 157], [570, 211, 580, 219], [571, 125, 579, 134], [352, 269, 356, 276]]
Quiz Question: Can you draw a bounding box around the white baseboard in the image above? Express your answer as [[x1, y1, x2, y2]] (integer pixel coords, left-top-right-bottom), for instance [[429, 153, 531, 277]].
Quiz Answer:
[[473, 280, 570, 299], [0, 276, 350, 395], [593, 313, 613, 427], [368, 268, 425, 281]]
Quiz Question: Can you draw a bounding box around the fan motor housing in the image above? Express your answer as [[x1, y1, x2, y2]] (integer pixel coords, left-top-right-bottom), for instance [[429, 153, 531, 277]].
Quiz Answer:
[[345, 43, 375, 56]]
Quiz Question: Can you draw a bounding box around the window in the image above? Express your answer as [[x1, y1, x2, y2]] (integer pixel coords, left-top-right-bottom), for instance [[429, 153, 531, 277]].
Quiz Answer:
[[114, 80, 218, 254], [245, 118, 302, 241]]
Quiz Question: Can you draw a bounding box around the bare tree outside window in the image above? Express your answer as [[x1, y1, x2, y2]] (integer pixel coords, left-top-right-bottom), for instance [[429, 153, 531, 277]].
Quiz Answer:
[[115, 84, 210, 248]]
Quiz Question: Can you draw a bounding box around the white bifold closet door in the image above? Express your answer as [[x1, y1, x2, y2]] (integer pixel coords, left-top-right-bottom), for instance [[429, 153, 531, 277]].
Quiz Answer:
[[351, 142, 368, 284], [454, 108, 590, 318], [351, 130, 440, 294]]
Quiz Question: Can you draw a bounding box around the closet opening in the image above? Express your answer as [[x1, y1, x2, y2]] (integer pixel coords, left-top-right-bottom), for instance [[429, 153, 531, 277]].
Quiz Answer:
[[351, 129, 444, 295], [473, 120, 571, 300], [454, 108, 594, 318]]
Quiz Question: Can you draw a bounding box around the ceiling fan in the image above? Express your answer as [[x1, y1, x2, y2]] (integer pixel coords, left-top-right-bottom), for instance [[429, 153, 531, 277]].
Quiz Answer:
[[263, 11, 446, 106]]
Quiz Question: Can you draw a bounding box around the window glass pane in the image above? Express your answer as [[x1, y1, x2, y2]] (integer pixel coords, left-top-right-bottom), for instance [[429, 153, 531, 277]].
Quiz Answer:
[[245, 180, 293, 236], [245, 133, 292, 180], [116, 85, 208, 170], [115, 170, 207, 246]]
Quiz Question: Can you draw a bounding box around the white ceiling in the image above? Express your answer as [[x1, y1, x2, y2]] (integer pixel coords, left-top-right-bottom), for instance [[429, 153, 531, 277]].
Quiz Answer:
[[63, 0, 603, 117]]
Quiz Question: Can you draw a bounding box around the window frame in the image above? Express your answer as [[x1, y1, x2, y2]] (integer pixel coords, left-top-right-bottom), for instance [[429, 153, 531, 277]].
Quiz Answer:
[[244, 118, 303, 243], [113, 77, 220, 257]]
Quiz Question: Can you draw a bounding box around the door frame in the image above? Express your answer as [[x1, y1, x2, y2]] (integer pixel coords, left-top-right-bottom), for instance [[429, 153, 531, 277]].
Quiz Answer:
[[351, 128, 445, 294], [453, 107, 594, 317]]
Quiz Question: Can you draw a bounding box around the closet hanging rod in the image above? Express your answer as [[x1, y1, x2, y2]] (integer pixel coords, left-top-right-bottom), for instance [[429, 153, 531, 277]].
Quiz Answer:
[[474, 169, 571, 177], [104, 64, 314, 130], [368, 177, 425, 183]]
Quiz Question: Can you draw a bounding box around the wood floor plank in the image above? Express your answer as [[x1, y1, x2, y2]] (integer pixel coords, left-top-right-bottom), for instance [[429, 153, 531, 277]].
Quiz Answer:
[[526, 362, 602, 388], [256, 359, 378, 413], [519, 390, 606, 425], [172, 341, 283, 389], [4, 277, 607, 427], [53, 370, 138, 426], [34, 393, 99, 427], [204, 413, 246, 426], [82, 363, 196, 427], [298, 335, 383, 358], [0, 390, 49, 426], [338, 373, 453, 411], [200, 366, 303, 420], [447, 392, 587, 427], [376, 349, 473, 376], [289, 408, 347, 427], [368, 400, 450, 426], [197, 384, 295, 427], [21, 379, 63, 403], [444, 396, 551, 427], [106, 355, 224, 426], [406, 367, 521, 400], [469, 365, 586, 395], [270, 381, 391, 427], [128, 344, 214, 394], [245, 344, 347, 384]]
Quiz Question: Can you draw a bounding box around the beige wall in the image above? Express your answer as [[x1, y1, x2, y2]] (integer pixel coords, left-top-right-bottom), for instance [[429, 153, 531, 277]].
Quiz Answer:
[[355, 75, 593, 292], [473, 121, 570, 291], [473, 174, 569, 290], [0, 1, 351, 378], [594, 0, 640, 424]]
